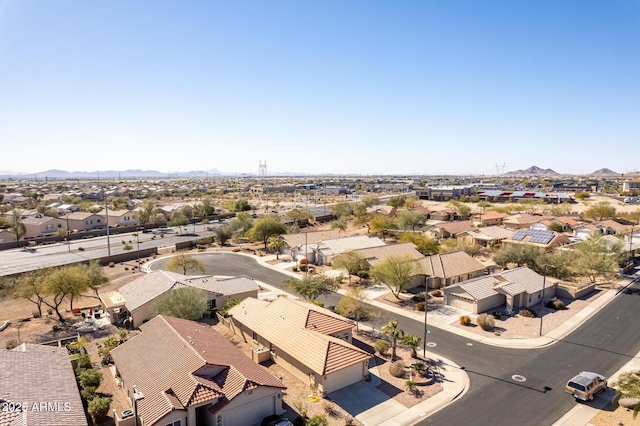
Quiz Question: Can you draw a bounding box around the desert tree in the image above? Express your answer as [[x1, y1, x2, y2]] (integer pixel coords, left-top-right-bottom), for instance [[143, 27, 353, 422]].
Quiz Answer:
[[370, 254, 420, 299], [166, 253, 205, 275], [157, 287, 208, 321]]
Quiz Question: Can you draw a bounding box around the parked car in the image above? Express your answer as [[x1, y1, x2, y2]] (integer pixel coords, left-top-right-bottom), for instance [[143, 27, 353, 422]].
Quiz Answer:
[[565, 371, 607, 401]]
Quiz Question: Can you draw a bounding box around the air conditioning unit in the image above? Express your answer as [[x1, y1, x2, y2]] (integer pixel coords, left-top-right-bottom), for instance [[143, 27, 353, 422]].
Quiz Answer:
[[121, 409, 134, 419], [252, 347, 270, 363]]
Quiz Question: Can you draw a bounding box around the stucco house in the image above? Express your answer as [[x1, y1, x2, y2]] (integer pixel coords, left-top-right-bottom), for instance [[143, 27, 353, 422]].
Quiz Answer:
[[280, 229, 342, 259], [21, 216, 67, 239], [502, 228, 571, 251], [443, 267, 557, 314], [111, 315, 286, 426], [471, 211, 509, 226], [458, 225, 513, 248], [227, 297, 372, 395], [64, 211, 104, 232], [96, 209, 137, 227], [420, 251, 486, 288], [502, 214, 547, 230], [0, 343, 88, 425], [99, 271, 260, 327]]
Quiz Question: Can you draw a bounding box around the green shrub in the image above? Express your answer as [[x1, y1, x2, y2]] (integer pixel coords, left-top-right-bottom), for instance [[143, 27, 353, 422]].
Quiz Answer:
[[80, 386, 97, 401], [79, 368, 102, 389], [5, 339, 18, 350], [76, 354, 92, 370], [309, 300, 324, 308], [299, 264, 308, 272], [518, 308, 537, 318], [292, 266, 299, 272], [87, 396, 111, 422], [357, 270, 369, 279], [415, 302, 426, 311], [459, 315, 471, 326], [306, 415, 328, 426], [411, 294, 426, 303], [389, 360, 406, 378], [477, 313, 495, 331], [405, 379, 417, 393], [375, 339, 389, 355], [492, 311, 502, 319]]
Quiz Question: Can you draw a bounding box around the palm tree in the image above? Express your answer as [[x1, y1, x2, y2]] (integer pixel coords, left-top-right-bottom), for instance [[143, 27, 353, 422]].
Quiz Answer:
[[402, 334, 422, 358], [411, 362, 428, 377], [382, 319, 404, 361], [612, 370, 640, 418], [268, 236, 286, 260]]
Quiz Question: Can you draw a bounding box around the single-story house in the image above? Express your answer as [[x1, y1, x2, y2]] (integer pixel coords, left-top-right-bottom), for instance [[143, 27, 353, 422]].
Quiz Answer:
[[443, 267, 557, 314], [458, 225, 513, 248], [280, 229, 342, 258], [502, 229, 571, 251], [434, 220, 475, 239], [502, 214, 547, 230], [573, 224, 602, 241], [471, 211, 509, 226], [227, 297, 372, 395], [596, 220, 631, 236], [354, 242, 427, 288], [0, 343, 88, 425], [311, 235, 386, 265], [366, 205, 397, 216], [111, 315, 286, 426], [99, 271, 260, 328], [420, 251, 487, 288], [553, 216, 582, 230]]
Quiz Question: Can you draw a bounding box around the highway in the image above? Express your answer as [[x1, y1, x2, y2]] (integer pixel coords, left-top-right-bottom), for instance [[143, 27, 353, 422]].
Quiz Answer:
[[0, 224, 216, 277]]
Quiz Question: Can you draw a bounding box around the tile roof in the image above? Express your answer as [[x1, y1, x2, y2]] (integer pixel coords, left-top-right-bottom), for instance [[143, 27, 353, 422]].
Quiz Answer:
[[354, 242, 424, 266], [320, 236, 386, 256], [0, 343, 88, 426], [463, 226, 513, 241], [421, 251, 486, 278], [554, 216, 581, 227], [228, 298, 371, 375], [114, 271, 260, 312], [438, 220, 476, 235], [110, 315, 284, 426], [281, 230, 342, 248], [444, 267, 549, 300], [503, 214, 547, 225]]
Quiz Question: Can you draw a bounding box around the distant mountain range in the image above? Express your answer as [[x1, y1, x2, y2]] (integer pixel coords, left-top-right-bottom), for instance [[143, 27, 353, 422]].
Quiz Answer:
[[502, 166, 620, 177], [0, 166, 630, 180]]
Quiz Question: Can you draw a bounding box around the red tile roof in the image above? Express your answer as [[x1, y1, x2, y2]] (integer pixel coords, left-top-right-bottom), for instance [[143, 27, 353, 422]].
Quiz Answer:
[[111, 315, 285, 426]]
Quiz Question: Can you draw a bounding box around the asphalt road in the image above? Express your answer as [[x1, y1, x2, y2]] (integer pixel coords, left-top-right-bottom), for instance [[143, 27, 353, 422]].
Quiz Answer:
[[150, 253, 640, 426], [0, 224, 216, 277]]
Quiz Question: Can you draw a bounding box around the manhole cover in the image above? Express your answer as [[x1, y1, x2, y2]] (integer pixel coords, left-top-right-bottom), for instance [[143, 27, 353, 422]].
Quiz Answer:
[[512, 375, 526, 382], [466, 343, 473, 346], [426, 342, 437, 348]]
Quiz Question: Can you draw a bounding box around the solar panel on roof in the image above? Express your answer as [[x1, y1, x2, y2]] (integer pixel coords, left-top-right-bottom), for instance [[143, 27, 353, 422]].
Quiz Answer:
[[529, 230, 554, 244], [512, 230, 527, 241]]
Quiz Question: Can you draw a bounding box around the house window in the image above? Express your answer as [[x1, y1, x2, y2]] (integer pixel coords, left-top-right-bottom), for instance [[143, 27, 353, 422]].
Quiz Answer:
[[165, 421, 181, 426], [269, 343, 276, 355], [252, 331, 258, 343], [208, 299, 216, 308]]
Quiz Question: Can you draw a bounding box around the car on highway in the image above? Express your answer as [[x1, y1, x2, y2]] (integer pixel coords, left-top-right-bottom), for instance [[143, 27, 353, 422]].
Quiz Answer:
[[565, 371, 607, 401]]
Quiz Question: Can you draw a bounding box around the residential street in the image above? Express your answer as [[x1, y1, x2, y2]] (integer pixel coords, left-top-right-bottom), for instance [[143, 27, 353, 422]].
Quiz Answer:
[[151, 252, 640, 426]]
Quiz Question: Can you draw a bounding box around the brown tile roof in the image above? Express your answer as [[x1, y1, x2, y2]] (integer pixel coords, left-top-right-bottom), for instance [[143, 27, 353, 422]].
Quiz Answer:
[[597, 220, 631, 234], [0, 343, 88, 426], [228, 298, 371, 375], [421, 251, 486, 278], [554, 216, 581, 227], [472, 211, 509, 221], [503, 214, 548, 225], [438, 220, 476, 235], [110, 315, 284, 426]]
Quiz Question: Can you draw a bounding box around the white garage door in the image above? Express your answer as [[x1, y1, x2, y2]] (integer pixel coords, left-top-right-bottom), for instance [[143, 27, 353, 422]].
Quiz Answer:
[[326, 363, 365, 393], [448, 294, 475, 312]]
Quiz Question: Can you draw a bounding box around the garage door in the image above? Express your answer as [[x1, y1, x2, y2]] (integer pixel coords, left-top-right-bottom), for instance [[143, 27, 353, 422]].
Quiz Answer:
[[326, 363, 365, 393], [448, 294, 475, 312]]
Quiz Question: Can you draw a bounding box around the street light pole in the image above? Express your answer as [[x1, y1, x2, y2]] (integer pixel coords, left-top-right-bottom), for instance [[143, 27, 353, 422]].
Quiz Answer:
[[539, 264, 555, 336], [423, 276, 431, 358], [65, 214, 70, 253]]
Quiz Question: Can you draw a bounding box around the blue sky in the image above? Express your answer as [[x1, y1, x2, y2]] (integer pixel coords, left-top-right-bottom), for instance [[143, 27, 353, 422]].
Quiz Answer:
[[1, 1, 638, 176]]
